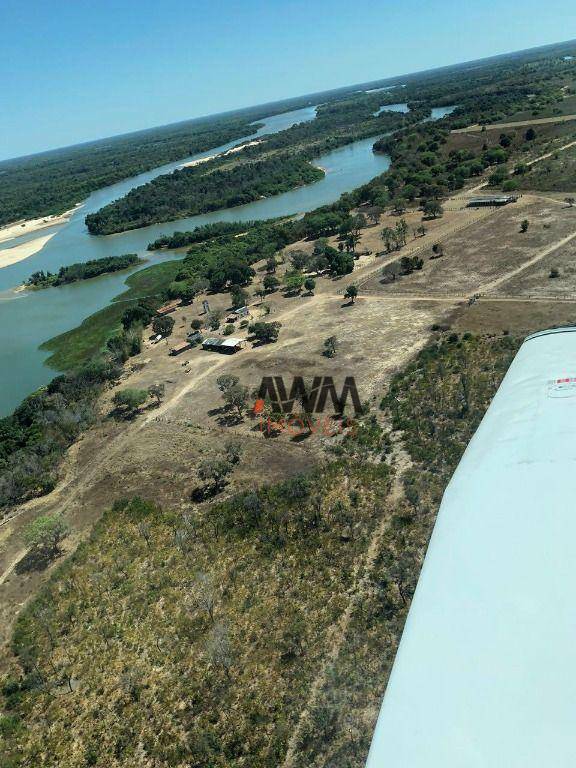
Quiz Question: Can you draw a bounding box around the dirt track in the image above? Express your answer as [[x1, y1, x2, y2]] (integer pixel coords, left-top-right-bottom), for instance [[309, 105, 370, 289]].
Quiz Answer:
[[452, 116, 576, 133]]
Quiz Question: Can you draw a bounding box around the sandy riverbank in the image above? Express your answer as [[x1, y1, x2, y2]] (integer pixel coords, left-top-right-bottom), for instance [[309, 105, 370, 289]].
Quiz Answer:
[[0, 205, 81, 246], [178, 140, 261, 169], [0, 233, 58, 270], [0, 204, 82, 270]]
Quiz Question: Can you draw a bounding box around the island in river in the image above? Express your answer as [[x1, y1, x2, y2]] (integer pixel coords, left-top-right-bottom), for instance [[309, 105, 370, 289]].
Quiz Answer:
[[24, 254, 144, 290]]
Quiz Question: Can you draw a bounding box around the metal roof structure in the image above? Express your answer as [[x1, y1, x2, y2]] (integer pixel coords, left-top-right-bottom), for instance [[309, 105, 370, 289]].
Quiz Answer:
[[467, 195, 517, 206], [202, 336, 245, 350], [366, 327, 576, 767]]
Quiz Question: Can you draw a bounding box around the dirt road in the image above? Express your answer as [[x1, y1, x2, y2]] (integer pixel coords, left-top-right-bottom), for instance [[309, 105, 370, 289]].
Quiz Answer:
[[452, 115, 576, 134]]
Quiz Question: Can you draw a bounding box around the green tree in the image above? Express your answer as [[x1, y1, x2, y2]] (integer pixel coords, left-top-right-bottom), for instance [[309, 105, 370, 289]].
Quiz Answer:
[[330, 252, 354, 276], [381, 227, 396, 252], [113, 388, 149, 417], [223, 384, 249, 417], [290, 250, 309, 270], [207, 310, 223, 330], [198, 458, 233, 494], [263, 274, 280, 292], [525, 127, 537, 141], [520, 219, 529, 233], [122, 304, 154, 330], [395, 219, 409, 247], [304, 277, 316, 295], [283, 272, 305, 295], [344, 231, 361, 254], [148, 383, 165, 406], [216, 374, 239, 393], [344, 284, 358, 304], [152, 315, 175, 337], [230, 286, 249, 310], [423, 200, 444, 219], [249, 321, 282, 344], [23, 514, 70, 557]]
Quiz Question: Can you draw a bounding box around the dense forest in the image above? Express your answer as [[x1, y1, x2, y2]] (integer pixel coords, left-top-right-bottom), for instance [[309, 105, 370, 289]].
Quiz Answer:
[[0, 87, 409, 231], [83, 41, 576, 236], [25, 254, 142, 289], [2, 38, 575, 231], [85, 155, 325, 234], [0, 117, 264, 228], [84, 101, 424, 235]]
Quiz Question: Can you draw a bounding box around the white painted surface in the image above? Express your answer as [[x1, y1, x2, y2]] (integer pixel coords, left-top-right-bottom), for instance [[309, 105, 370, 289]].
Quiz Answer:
[[366, 327, 576, 767]]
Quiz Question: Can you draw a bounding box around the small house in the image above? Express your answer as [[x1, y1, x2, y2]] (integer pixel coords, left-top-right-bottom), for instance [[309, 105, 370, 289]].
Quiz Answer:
[[226, 306, 250, 323], [202, 337, 246, 354]]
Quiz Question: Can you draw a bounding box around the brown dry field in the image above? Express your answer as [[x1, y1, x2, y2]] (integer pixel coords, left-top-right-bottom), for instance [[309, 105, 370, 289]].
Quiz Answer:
[[490, 235, 576, 298], [452, 114, 576, 133], [3, 163, 576, 657], [361, 198, 576, 296], [446, 119, 576, 156], [452, 299, 576, 335], [0, 273, 449, 652]]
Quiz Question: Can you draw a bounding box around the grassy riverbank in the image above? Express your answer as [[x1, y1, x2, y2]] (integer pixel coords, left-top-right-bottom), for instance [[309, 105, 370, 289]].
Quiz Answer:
[[40, 260, 182, 370]]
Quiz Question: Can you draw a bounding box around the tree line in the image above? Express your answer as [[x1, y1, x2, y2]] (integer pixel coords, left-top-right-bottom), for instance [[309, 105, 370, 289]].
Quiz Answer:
[[85, 154, 324, 234], [25, 254, 141, 289]]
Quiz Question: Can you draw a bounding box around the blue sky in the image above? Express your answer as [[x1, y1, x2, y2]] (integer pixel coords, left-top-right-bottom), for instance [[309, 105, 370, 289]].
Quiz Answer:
[[1, 0, 575, 161]]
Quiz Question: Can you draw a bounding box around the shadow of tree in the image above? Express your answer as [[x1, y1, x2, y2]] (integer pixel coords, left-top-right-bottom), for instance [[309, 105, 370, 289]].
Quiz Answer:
[[15, 547, 61, 575]]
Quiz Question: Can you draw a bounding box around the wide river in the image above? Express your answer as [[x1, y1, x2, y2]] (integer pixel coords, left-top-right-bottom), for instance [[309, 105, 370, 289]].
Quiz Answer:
[[0, 103, 453, 416]]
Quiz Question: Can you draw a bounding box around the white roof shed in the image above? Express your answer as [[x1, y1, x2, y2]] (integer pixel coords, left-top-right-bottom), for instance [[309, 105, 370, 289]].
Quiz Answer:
[[366, 327, 576, 767]]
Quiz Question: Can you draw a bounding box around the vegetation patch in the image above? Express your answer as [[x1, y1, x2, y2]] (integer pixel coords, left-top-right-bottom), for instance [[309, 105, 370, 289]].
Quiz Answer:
[[518, 141, 576, 191], [25, 254, 142, 290], [41, 260, 182, 370], [85, 155, 325, 234], [0, 332, 521, 766], [287, 332, 520, 766], [1, 463, 391, 767]]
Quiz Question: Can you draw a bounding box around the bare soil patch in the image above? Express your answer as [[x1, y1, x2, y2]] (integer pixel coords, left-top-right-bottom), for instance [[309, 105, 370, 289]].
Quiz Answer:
[[361, 200, 576, 296], [452, 299, 576, 335], [490, 236, 576, 298]]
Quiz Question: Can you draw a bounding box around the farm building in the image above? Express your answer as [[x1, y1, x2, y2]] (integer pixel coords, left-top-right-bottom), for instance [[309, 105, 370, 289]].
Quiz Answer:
[[202, 337, 246, 354], [156, 300, 181, 316], [169, 341, 192, 356], [365, 326, 576, 767], [467, 195, 518, 207], [226, 306, 250, 323]]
